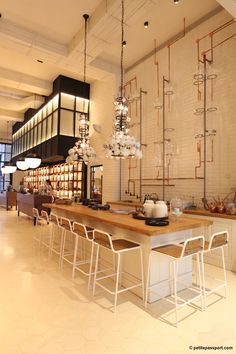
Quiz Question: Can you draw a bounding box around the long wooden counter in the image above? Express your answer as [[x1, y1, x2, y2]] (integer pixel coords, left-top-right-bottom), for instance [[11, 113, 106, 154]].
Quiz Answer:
[[43, 203, 212, 236], [44, 202, 213, 302]]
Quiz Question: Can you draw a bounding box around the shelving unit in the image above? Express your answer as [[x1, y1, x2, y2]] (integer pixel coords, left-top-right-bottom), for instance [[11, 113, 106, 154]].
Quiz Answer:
[[23, 161, 84, 198]]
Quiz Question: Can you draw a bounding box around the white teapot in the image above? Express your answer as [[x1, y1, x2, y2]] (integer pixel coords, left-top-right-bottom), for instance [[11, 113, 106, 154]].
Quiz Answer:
[[152, 201, 168, 218]]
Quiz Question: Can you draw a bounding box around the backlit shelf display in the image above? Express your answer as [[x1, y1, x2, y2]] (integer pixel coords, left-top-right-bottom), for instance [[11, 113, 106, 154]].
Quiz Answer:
[[12, 92, 89, 157], [23, 161, 84, 198]]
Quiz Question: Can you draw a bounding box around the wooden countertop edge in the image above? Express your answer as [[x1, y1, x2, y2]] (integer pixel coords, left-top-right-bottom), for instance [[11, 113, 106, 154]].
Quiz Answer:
[[44, 203, 212, 237], [184, 209, 236, 220]]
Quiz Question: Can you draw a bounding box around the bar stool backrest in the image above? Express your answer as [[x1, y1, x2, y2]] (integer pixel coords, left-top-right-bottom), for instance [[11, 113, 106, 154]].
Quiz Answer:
[[181, 236, 204, 257], [60, 217, 72, 231], [93, 229, 113, 250], [41, 210, 49, 223], [32, 207, 40, 219], [209, 231, 228, 249], [50, 213, 59, 226], [73, 222, 93, 240]]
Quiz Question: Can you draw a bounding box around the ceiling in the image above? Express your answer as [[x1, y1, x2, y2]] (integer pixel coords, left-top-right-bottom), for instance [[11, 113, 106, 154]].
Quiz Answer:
[[0, 0, 234, 139]]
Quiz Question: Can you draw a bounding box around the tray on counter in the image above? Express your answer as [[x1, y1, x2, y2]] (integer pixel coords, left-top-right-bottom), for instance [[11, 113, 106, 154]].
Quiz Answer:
[[145, 217, 169, 226], [110, 209, 135, 215]]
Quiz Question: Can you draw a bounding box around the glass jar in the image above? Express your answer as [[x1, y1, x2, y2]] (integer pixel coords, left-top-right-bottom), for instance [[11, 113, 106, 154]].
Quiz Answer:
[[170, 197, 183, 221]]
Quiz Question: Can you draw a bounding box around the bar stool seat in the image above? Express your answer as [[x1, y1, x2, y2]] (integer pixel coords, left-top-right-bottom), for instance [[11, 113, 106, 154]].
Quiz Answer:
[[145, 236, 205, 327], [93, 229, 144, 313]]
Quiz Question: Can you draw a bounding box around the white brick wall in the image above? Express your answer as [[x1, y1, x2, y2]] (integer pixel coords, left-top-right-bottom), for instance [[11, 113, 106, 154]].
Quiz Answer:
[[90, 10, 236, 208]]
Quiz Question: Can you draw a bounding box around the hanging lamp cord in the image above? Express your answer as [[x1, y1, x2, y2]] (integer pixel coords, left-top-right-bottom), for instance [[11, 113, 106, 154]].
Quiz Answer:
[[120, 0, 124, 97], [83, 14, 89, 83]]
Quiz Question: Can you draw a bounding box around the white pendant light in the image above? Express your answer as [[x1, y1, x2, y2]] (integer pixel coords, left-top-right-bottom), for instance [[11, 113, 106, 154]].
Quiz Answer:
[[1, 166, 7, 174], [1, 164, 17, 174], [25, 153, 41, 169], [16, 158, 28, 171]]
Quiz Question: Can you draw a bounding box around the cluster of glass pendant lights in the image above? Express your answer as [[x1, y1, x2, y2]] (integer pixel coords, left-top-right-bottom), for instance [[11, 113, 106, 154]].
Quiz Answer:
[[2, 0, 142, 176], [68, 0, 142, 163]]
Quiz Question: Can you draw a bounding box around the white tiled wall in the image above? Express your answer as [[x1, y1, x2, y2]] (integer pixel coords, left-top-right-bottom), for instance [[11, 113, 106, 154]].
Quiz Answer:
[[90, 9, 236, 208]]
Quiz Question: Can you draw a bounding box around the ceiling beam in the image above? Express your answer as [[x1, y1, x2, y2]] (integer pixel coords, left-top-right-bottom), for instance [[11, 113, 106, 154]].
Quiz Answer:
[[0, 18, 68, 56], [0, 108, 24, 122], [0, 67, 51, 96]]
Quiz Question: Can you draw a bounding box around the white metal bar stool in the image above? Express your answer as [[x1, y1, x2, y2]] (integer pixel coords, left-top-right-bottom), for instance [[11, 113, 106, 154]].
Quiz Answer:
[[61, 222, 94, 286], [145, 236, 205, 327], [72, 222, 94, 283], [202, 231, 229, 307], [32, 208, 48, 246], [92, 229, 144, 313], [50, 215, 71, 265], [59, 217, 73, 267]]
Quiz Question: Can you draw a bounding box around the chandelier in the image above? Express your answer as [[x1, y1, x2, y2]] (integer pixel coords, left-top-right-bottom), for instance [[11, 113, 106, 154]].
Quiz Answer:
[[66, 14, 96, 165], [103, 0, 142, 160]]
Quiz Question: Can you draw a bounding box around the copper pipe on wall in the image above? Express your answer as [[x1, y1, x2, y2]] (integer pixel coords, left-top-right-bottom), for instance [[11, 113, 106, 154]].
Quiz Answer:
[[166, 18, 186, 112], [196, 18, 236, 101], [139, 88, 147, 201], [154, 39, 160, 126], [203, 32, 236, 56], [197, 18, 235, 63], [126, 159, 138, 197], [123, 76, 138, 117], [195, 136, 214, 179]]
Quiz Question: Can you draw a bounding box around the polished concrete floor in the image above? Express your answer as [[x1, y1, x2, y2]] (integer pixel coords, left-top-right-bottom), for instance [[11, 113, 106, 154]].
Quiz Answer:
[[0, 209, 235, 354]]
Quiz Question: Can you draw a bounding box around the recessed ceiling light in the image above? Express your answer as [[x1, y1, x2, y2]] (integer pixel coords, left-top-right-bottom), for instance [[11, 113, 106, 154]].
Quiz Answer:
[[144, 21, 149, 28], [173, 0, 180, 4], [122, 40, 126, 47], [37, 59, 43, 63]]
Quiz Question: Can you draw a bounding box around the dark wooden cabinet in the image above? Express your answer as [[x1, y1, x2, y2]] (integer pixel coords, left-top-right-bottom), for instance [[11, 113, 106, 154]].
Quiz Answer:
[[17, 193, 52, 218], [0, 191, 17, 210]]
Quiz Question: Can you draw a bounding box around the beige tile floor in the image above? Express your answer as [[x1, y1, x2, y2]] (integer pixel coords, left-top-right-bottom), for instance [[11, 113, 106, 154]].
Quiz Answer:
[[0, 209, 236, 354]]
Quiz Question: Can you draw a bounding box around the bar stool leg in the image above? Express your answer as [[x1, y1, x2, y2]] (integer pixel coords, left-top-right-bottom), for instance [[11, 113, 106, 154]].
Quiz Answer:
[[169, 260, 173, 295], [221, 247, 227, 298], [196, 253, 204, 311], [93, 245, 100, 296], [88, 241, 95, 291], [172, 260, 179, 327], [72, 235, 79, 280], [140, 248, 145, 303], [145, 252, 152, 308], [200, 252, 206, 310], [49, 224, 55, 256], [114, 253, 121, 313], [59, 229, 66, 268]]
